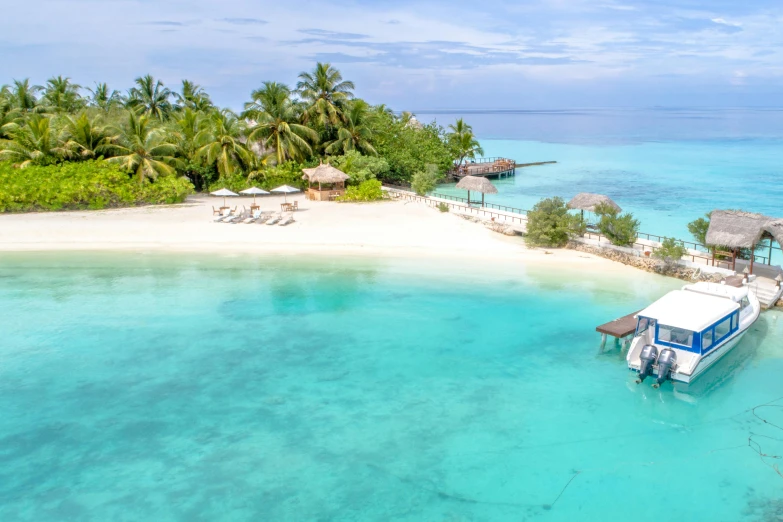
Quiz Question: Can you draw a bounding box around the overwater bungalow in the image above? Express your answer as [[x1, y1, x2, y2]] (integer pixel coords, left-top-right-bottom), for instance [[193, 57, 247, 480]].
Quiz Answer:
[[302, 164, 350, 201]]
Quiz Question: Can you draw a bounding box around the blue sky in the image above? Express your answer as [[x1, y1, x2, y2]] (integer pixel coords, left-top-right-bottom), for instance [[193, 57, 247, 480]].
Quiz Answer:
[[3, 0, 782, 110]]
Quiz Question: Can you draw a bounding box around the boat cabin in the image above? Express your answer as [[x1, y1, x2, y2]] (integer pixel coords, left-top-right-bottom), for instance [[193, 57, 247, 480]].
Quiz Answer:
[[634, 284, 750, 355]]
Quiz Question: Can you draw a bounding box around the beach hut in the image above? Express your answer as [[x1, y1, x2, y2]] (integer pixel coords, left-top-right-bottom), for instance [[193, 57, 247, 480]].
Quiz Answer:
[[705, 210, 783, 274], [455, 175, 498, 206], [302, 163, 350, 201]]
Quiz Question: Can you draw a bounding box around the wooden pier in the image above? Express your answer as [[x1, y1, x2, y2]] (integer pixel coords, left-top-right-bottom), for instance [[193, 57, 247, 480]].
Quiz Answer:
[[450, 157, 516, 180], [596, 310, 641, 350]]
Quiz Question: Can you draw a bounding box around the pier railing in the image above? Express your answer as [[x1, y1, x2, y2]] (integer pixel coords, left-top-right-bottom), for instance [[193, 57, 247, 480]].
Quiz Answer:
[[383, 185, 782, 267], [384, 187, 526, 225]]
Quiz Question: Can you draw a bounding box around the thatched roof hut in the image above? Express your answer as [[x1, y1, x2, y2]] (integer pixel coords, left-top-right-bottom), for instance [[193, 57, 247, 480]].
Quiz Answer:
[[567, 193, 621, 213], [705, 210, 783, 248], [455, 175, 497, 206], [455, 176, 498, 194], [302, 164, 350, 184]]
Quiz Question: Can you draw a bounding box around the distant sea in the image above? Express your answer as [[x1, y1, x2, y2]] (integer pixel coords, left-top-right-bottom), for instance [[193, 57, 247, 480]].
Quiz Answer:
[[419, 108, 783, 260]]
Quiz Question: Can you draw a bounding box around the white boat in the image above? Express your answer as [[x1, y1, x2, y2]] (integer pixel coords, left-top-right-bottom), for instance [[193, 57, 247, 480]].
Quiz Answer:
[[626, 281, 760, 386]]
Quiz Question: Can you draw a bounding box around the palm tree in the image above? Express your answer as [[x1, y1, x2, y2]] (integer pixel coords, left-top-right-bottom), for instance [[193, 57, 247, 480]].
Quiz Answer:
[[87, 83, 122, 111], [296, 63, 354, 127], [447, 118, 484, 165], [325, 100, 377, 155], [0, 114, 68, 167], [9, 79, 42, 112], [42, 76, 84, 112], [174, 80, 212, 112], [195, 110, 253, 179], [127, 75, 173, 120], [61, 113, 112, 159], [244, 82, 317, 164], [106, 111, 180, 183], [0, 96, 22, 141], [171, 107, 208, 163]]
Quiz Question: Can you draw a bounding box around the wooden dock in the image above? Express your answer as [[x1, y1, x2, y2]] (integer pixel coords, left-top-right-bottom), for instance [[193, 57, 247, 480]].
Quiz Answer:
[[451, 157, 516, 180], [596, 310, 641, 350]]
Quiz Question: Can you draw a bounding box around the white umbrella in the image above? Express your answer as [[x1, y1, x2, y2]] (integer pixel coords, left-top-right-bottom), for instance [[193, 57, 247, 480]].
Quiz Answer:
[[270, 185, 300, 204], [210, 188, 239, 208], [239, 187, 270, 206]]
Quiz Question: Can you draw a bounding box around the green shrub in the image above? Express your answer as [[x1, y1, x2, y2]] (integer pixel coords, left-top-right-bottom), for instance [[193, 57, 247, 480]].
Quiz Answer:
[[208, 161, 311, 193], [326, 151, 389, 184], [654, 237, 687, 265], [437, 202, 450, 213], [0, 160, 193, 213], [525, 197, 582, 247], [595, 202, 640, 247], [340, 179, 384, 202], [410, 164, 441, 196], [367, 112, 454, 185], [687, 213, 710, 246]]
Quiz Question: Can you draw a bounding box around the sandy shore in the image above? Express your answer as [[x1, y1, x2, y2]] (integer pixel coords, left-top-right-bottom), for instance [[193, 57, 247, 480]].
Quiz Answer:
[[0, 194, 640, 274]]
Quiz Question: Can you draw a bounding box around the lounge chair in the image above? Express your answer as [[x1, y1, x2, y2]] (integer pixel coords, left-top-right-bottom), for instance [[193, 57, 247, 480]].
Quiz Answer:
[[266, 213, 282, 225], [278, 213, 295, 226], [224, 210, 246, 224], [214, 208, 233, 222], [254, 212, 271, 224], [243, 210, 262, 224]]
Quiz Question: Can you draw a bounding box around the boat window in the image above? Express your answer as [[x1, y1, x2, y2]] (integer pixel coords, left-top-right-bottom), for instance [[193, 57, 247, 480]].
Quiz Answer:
[[657, 325, 694, 348], [740, 297, 750, 311], [702, 329, 714, 351], [636, 317, 654, 336], [731, 312, 738, 331], [714, 316, 732, 341]]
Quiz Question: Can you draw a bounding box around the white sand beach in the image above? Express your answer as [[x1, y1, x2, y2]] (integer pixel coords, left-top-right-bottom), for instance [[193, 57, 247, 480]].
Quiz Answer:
[[0, 194, 640, 274]]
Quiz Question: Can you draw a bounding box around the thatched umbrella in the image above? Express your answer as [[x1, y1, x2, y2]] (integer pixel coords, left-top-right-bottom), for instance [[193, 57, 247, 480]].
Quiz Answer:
[[568, 193, 621, 222], [705, 210, 783, 274], [455, 175, 498, 206]]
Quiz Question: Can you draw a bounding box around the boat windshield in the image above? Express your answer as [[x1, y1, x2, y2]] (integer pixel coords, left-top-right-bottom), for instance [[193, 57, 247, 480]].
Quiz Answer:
[[657, 324, 694, 349], [635, 317, 655, 336]]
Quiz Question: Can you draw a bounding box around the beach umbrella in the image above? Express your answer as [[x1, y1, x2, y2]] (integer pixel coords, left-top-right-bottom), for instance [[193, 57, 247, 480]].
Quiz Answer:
[[455, 175, 497, 206], [271, 185, 300, 204], [210, 188, 239, 208], [240, 187, 270, 206]]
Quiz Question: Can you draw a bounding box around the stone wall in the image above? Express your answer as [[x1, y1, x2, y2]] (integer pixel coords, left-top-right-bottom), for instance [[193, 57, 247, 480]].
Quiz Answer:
[[567, 241, 724, 283]]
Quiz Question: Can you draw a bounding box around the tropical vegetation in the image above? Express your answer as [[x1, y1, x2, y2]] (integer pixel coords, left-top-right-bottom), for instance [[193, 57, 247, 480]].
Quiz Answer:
[[594, 202, 640, 247], [0, 64, 481, 212], [524, 197, 584, 247], [654, 238, 688, 266]]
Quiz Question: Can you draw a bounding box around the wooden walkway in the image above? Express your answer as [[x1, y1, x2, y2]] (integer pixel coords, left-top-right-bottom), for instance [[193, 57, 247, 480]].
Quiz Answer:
[[596, 310, 641, 349]]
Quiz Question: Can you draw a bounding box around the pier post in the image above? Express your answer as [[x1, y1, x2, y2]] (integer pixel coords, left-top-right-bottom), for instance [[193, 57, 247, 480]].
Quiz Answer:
[[600, 333, 607, 350]]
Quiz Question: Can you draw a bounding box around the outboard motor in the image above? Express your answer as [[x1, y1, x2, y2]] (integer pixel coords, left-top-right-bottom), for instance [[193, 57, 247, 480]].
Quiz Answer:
[[654, 348, 677, 386], [637, 345, 658, 383]]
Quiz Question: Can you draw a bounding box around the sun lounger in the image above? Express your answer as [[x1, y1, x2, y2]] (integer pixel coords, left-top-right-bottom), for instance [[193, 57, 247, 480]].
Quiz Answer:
[[266, 213, 282, 225], [278, 213, 295, 226], [243, 210, 262, 224], [214, 208, 233, 222], [224, 210, 246, 224], [254, 212, 271, 224]]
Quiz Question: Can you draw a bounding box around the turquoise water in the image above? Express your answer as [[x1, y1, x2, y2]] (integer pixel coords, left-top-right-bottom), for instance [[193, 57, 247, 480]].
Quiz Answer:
[[1, 253, 783, 521], [421, 109, 783, 264]]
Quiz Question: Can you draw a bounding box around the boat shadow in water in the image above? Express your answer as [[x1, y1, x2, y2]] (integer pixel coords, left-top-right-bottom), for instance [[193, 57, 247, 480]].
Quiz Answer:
[[670, 318, 769, 404]]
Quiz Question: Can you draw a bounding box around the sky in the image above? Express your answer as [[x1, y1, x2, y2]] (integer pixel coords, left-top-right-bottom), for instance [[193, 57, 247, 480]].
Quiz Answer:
[[3, 0, 783, 110]]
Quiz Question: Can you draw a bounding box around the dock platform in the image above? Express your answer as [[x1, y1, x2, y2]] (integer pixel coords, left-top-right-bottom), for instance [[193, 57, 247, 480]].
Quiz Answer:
[[596, 310, 640, 349]]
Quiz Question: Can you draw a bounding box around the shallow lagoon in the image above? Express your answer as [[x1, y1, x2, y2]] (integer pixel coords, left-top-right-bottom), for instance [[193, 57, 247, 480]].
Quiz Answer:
[[0, 253, 782, 521]]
